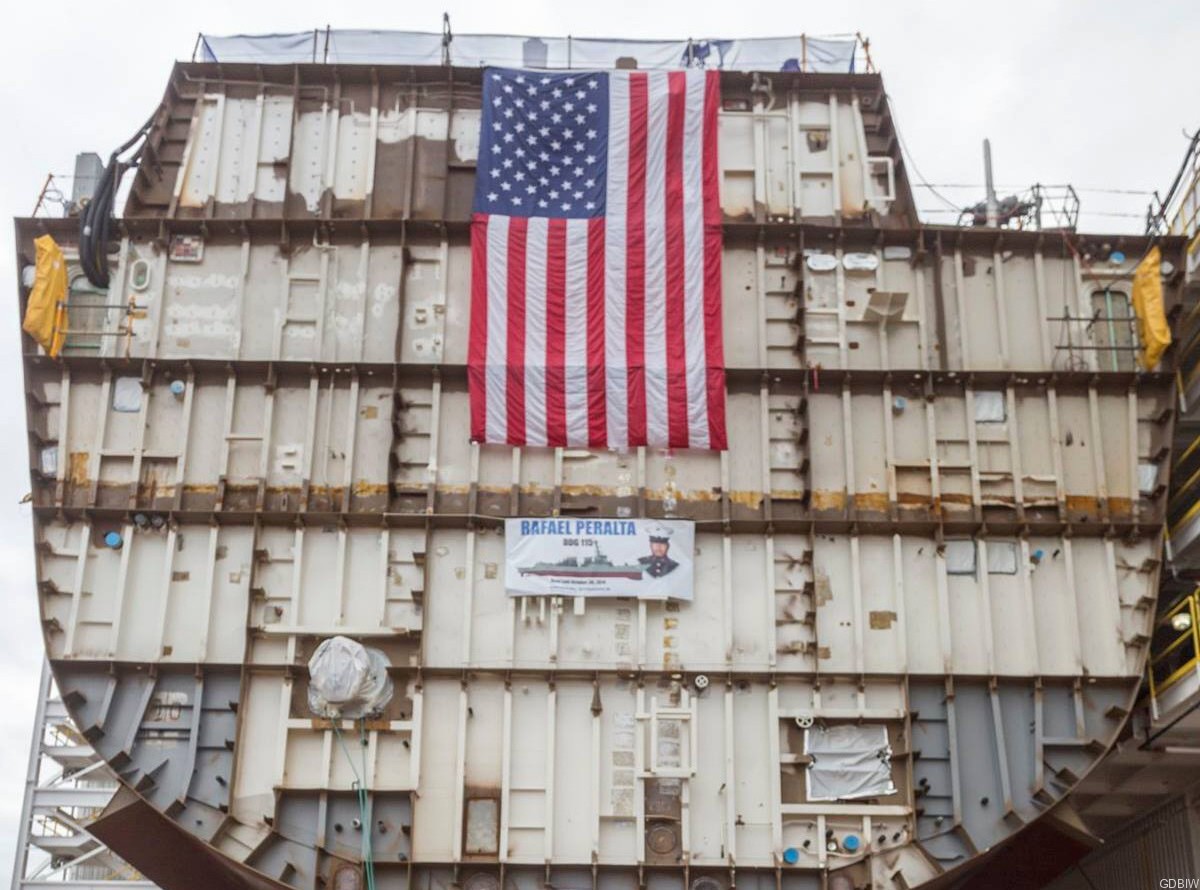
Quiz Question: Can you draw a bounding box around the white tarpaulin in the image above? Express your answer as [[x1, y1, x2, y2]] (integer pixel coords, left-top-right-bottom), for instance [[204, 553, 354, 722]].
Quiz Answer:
[[307, 636, 395, 719], [973, 391, 1007, 423], [944, 539, 978, 575], [199, 30, 859, 73], [804, 725, 896, 802], [505, 518, 694, 600]]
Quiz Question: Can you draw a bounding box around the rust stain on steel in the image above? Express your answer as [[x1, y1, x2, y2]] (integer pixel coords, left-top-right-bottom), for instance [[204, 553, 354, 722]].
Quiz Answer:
[[939, 492, 973, 505], [814, 571, 833, 606], [61, 474, 1130, 519], [817, 646, 832, 660], [772, 489, 808, 502], [869, 610, 898, 629], [309, 716, 393, 732], [810, 490, 847, 511], [352, 481, 391, 496], [68, 452, 89, 486], [182, 484, 220, 495], [729, 490, 766, 509], [361, 405, 379, 419], [1065, 495, 1101, 515], [777, 641, 812, 655], [854, 491, 889, 513]]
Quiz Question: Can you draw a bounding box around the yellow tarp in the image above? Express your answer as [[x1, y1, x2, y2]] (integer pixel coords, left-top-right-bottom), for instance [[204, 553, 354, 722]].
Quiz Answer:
[[21, 234, 68, 358], [1132, 245, 1171, 370]]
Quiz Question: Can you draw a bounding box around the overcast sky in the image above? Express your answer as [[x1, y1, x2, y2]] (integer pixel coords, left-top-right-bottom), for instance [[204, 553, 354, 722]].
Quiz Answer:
[[0, 0, 1197, 879]]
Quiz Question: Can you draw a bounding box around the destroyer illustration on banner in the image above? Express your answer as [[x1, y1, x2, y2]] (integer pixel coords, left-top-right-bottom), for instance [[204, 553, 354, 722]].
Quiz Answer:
[[506, 518, 694, 600]]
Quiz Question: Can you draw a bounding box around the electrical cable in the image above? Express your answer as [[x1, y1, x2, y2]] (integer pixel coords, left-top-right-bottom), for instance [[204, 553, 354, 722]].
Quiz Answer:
[[332, 719, 378, 890], [1148, 127, 1200, 235], [915, 183, 1156, 196], [883, 92, 963, 218], [78, 112, 157, 288]]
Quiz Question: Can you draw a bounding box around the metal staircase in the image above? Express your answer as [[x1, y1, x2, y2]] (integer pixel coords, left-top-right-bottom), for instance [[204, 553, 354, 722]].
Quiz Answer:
[[9, 660, 157, 890]]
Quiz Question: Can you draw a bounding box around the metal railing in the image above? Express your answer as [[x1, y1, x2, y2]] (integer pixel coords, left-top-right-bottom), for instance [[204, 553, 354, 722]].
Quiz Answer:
[[9, 661, 156, 890], [1147, 128, 1200, 239], [1149, 591, 1200, 699], [193, 22, 875, 73]]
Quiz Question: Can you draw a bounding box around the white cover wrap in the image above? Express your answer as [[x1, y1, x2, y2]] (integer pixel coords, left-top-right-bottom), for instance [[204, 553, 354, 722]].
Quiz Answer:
[[804, 724, 896, 802], [307, 636, 395, 718]]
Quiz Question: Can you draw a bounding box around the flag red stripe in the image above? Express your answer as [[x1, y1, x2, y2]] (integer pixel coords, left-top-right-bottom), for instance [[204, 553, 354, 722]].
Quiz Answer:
[[586, 217, 608, 447], [701, 71, 726, 448], [546, 217, 568, 446], [664, 72, 689, 449], [625, 72, 649, 446], [702, 71, 722, 228], [469, 213, 489, 442], [505, 217, 528, 445]]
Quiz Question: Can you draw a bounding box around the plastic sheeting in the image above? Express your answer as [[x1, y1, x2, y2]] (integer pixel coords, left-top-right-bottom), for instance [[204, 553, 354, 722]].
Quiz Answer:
[[1139, 462, 1161, 496], [307, 635, 395, 719], [21, 234, 67, 358], [804, 724, 896, 802], [1132, 246, 1171, 370], [944, 540, 978, 576], [198, 30, 859, 73], [973, 391, 1007, 423], [986, 541, 1019, 575]]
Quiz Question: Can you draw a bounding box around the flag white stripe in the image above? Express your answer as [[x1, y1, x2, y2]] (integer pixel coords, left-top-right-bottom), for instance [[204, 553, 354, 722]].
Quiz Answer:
[[564, 219, 591, 447], [484, 216, 510, 444], [681, 71, 710, 448], [524, 217, 549, 447], [604, 72, 630, 449], [643, 71, 670, 447]]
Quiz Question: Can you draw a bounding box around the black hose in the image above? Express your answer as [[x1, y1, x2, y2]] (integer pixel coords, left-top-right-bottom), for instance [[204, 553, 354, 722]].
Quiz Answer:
[[78, 113, 156, 288]]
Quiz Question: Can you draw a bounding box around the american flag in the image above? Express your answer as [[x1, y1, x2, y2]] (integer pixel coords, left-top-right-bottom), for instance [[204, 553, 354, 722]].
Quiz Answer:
[[468, 68, 727, 450]]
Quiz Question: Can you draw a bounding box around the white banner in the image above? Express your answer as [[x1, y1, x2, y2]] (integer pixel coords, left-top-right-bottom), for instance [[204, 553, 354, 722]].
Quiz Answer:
[[505, 518, 694, 600], [200, 31, 859, 73]]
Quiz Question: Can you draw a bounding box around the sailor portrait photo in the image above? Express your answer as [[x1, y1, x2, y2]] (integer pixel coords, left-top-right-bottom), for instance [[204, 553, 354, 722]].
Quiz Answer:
[[638, 523, 680, 578]]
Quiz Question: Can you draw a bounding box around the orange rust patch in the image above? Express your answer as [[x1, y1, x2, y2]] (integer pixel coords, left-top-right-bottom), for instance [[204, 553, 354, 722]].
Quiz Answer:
[[1065, 495, 1100, 514], [814, 573, 833, 606], [940, 492, 973, 505], [729, 490, 765, 510], [869, 610, 897, 629], [854, 491, 889, 513], [777, 642, 811, 656], [772, 489, 808, 502], [649, 486, 719, 503], [558, 484, 630, 498], [817, 646, 832, 660], [394, 481, 437, 494], [353, 480, 390, 496], [182, 484, 219, 495], [1108, 497, 1133, 517], [68, 452, 89, 486], [811, 490, 847, 511], [361, 405, 379, 419]]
